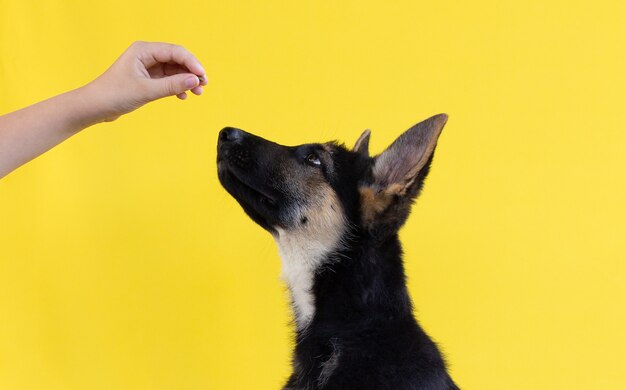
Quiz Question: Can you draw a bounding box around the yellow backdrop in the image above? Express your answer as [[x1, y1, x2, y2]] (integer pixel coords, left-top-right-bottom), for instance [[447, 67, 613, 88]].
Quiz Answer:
[[1, 1, 625, 389]]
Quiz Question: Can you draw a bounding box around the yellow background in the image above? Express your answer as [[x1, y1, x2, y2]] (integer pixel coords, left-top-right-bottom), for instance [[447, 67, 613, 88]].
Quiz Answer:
[[1, 1, 625, 389]]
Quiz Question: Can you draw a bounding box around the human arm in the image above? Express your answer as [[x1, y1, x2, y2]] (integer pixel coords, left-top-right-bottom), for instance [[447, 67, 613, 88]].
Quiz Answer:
[[0, 41, 208, 179]]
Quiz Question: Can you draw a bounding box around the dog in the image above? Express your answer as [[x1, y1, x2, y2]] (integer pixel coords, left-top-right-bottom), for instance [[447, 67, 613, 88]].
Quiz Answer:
[[217, 114, 458, 390]]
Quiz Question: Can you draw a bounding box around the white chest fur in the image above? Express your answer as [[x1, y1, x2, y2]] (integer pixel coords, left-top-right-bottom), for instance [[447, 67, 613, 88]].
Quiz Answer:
[[274, 188, 346, 330], [275, 231, 326, 329]]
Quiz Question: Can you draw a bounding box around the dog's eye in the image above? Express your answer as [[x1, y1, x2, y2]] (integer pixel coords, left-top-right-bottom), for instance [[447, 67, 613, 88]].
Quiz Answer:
[[305, 153, 321, 167]]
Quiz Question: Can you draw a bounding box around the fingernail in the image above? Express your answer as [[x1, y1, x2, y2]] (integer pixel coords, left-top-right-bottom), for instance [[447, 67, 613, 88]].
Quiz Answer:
[[185, 76, 198, 89]]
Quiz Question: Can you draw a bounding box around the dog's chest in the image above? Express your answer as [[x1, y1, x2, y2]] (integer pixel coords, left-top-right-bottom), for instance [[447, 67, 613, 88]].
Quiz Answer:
[[275, 230, 328, 330], [274, 189, 346, 330]]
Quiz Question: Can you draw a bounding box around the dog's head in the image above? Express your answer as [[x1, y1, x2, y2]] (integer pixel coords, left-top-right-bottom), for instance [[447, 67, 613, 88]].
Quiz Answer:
[[217, 114, 447, 243]]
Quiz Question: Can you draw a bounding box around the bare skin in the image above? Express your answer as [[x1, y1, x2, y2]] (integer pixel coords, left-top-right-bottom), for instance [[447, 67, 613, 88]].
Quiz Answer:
[[0, 41, 208, 179]]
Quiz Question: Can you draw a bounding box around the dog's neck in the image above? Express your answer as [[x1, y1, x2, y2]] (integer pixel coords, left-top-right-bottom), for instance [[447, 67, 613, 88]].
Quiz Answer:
[[276, 229, 417, 389], [275, 227, 412, 332], [314, 234, 414, 325], [274, 225, 345, 331], [273, 189, 349, 330]]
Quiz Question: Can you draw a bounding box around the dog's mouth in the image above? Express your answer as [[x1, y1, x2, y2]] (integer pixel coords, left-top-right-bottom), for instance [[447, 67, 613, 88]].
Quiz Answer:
[[217, 160, 280, 231], [218, 162, 277, 207]]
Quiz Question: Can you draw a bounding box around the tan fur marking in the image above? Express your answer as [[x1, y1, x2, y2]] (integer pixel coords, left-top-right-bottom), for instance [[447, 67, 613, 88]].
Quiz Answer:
[[300, 185, 345, 245], [359, 186, 392, 224], [359, 181, 418, 224], [275, 184, 346, 330]]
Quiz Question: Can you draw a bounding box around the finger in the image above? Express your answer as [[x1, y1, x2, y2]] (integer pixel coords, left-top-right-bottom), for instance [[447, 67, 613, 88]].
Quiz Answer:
[[137, 42, 206, 78], [190, 86, 203, 95], [145, 73, 199, 99], [177, 92, 188, 100], [163, 62, 188, 77], [147, 63, 194, 79]]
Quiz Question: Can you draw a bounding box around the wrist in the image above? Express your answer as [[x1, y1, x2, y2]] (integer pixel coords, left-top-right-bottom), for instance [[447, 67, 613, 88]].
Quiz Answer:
[[69, 76, 130, 129], [70, 82, 112, 127]]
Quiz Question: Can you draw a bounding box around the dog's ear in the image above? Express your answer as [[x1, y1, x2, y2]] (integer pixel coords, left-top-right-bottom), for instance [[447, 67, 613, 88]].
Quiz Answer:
[[372, 114, 447, 193], [353, 129, 371, 156], [359, 114, 448, 230]]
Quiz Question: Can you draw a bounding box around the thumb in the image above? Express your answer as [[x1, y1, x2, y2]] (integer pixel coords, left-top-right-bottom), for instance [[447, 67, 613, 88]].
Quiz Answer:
[[148, 73, 199, 99]]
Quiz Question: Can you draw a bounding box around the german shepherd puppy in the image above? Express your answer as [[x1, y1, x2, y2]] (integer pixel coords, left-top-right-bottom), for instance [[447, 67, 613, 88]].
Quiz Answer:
[[217, 114, 458, 390]]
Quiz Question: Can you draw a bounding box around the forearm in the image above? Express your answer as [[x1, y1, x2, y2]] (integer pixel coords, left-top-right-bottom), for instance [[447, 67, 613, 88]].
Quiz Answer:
[[0, 41, 206, 180], [0, 85, 102, 178]]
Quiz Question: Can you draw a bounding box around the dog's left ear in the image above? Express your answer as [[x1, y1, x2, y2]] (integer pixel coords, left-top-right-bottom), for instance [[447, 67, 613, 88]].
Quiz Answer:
[[359, 114, 448, 229], [353, 129, 371, 156]]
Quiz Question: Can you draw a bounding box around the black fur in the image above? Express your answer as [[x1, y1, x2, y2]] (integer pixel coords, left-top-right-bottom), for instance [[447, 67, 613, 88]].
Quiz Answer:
[[217, 120, 458, 390]]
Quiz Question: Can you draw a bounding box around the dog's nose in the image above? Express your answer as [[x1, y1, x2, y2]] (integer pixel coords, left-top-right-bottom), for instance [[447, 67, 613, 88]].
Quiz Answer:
[[219, 127, 244, 143]]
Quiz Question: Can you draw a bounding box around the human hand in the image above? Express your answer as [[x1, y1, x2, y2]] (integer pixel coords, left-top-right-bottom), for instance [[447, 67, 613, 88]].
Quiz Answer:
[[0, 41, 208, 178], [84, 41, 208, 122]]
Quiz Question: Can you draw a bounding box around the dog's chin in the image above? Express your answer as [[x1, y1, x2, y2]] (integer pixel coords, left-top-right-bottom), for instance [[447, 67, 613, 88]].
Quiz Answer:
[[217, 162, 279, 233]]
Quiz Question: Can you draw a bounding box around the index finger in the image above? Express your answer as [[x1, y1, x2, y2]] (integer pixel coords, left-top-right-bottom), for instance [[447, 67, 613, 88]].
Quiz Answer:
[[137, 42, 207, 81]]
